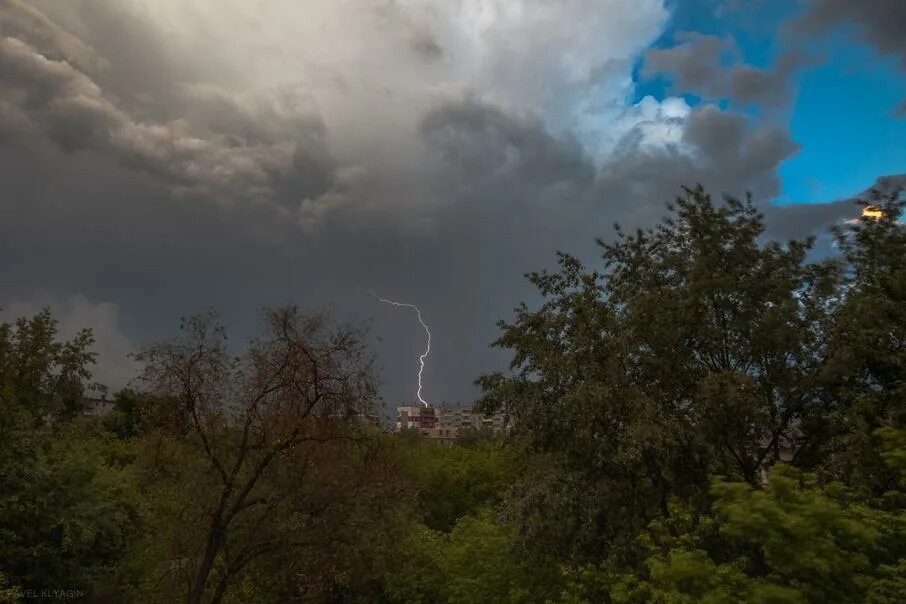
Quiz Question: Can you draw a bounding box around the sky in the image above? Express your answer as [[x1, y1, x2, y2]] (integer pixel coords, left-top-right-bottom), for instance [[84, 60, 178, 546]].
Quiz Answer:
[[0, 0, 904, 411]]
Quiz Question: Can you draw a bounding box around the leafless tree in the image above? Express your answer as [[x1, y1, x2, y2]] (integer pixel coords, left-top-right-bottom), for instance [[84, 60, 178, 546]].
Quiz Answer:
[[136, 306, 391, 604]]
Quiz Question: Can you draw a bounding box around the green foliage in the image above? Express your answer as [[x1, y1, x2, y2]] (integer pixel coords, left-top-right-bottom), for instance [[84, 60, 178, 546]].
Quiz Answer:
[[711, 465, 904, 602], [820, 192, 906, 493], [112, 431, 217, 601], [867, 560, 906, 603], [0, 410, 139, 596], [439, 509, 561, 603], [316, 436, 556, 603], [479, 186, 843, 561], [0, 309, 137, 597], [379, 523, 446, 603], [378, 510, 562, 604], [0, 308, 97, 422], [879, 428, 906, 481], [101, 388, 146, 439], [562, 461, 906, 603], [405, 438, 521, 532]]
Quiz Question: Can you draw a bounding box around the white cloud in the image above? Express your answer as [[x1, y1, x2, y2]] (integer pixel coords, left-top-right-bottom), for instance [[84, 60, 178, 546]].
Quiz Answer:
[[609, 95, 693, 154], [121, 0, 668, 116]]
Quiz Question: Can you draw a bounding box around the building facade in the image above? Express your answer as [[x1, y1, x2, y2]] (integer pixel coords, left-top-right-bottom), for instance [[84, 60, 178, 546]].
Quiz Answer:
[[395, 405, 438, 432], [395, 403, 512, 441]]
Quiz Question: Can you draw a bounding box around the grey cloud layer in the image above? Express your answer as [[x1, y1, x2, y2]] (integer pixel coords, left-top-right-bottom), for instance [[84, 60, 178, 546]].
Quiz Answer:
[[420, 99, 595, 193], [0, 0, 879, 404], [799, 0, 906, 69], [599, 104, 798, 208], [798, 0, 906, 112], [0, 1, 335, 207], [643, 32, 803, 108]]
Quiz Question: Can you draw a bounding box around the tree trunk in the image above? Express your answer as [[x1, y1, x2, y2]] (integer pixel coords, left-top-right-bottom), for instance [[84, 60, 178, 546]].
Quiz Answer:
[[209, 574, 232, 604], [187, 526, 224, 604]]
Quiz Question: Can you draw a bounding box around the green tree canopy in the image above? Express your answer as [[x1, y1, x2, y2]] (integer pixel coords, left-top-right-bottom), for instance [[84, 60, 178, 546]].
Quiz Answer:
[[820, 192, 906, 494], [0, 308, 97, 422], [0, 309, 136, 598], [479, 186, 843, 561]]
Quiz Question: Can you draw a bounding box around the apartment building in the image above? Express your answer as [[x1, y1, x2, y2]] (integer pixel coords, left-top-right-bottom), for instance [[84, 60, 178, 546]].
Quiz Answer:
[[395, 403, 511, 440], [395, 405, 438, 432]]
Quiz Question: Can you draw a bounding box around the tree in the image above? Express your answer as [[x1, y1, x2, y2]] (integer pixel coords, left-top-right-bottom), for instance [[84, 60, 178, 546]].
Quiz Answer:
[[478, 186, 841, 561], [405, 438, 521, 532], [562, 461, 906, 604], [820, 191, 906, 494], [0, 419, 138, 596], [0, 308, 97, 422], [134, 307, 398, 603], [438, 509, 562, 604], [0, 309, 136, 597], [376, 509, 563, 604]]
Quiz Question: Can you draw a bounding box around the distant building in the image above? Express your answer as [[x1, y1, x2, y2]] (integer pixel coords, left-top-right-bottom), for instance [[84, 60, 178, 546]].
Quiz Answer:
[[757, 431, 799, 485], [83, 396, 115, 416], [395, 403, 511, 441], [437, 404, 479, 430], [396, 405, 438, 433], [438, 403, 512, 432]]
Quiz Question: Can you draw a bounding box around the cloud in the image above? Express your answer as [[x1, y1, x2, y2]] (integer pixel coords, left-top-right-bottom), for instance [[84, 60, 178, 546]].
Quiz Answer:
[[0, 0, 881, 406], [298, 166, 372, 233], [0, 0, 99, 69], [644, 33, 731, 93], [4, 0, 671, 231], [592, 103, 801, 228], [798, 0, 906, 69], [643, 32, 803, 108], [0, 32, 334, 208], [869, 173, 906, 194], [796, 0, 906, 114], [419, 98, 595, 193], [763, 173, 905, 244]]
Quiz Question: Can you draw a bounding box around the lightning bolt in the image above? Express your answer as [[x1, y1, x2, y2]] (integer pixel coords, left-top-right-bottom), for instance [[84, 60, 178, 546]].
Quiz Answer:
[[374, 292, 432, 407]]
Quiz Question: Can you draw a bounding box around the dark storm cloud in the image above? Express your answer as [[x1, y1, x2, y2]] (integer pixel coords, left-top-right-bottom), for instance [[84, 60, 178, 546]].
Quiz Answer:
[[643, 33, 802, 108], [414, 96, 801, 238], [798, 0, 906, 69], [597, 104, 798, 209], [643, 33, 730, 93], [419, 98, 595, 193], [0, 0, 883, 406], [417, 96, 831, 245], [0, 0, 97, 67], [0, 6, 336, 207], [796, 0, 906, 114], [417, 96, 803, 225], [762, 173, 905, 243], [26, 0, 226, 117], [866, 173, 906, 196]]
